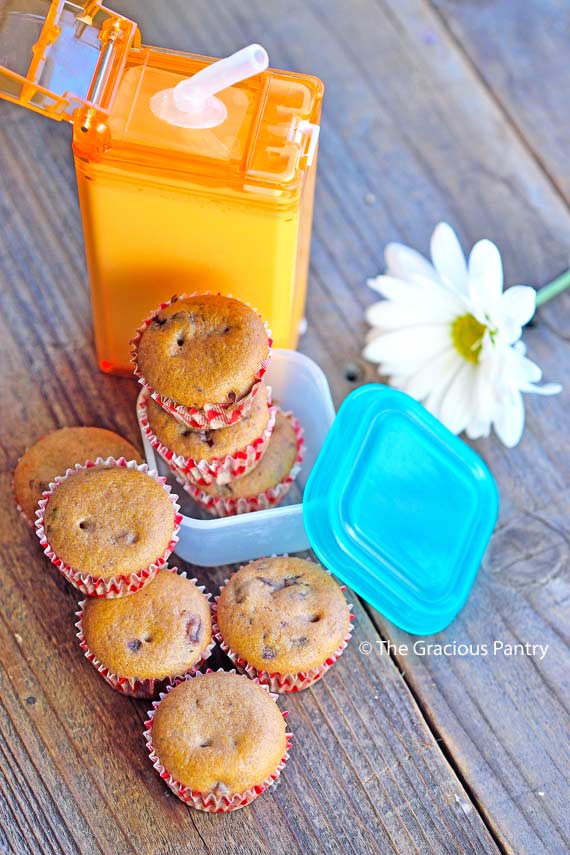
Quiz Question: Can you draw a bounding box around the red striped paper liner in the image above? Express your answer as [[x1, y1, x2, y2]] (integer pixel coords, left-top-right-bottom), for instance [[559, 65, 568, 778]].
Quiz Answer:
[[144, 669, 292, 812], [177, 410, 305, 518], [212, 570, 354, 693], [35, 457, 182, 598], [137, 385, 277, 487], [75, 570, 215, 698], [130, 293, 272, 430]]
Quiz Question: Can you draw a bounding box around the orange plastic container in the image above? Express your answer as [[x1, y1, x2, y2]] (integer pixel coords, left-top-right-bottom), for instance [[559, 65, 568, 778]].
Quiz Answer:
[[0, 1, 323, 373]]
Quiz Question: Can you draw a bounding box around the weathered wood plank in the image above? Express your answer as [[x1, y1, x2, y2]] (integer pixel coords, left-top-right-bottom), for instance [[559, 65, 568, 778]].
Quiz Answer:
[[0, 0, 568, 852]]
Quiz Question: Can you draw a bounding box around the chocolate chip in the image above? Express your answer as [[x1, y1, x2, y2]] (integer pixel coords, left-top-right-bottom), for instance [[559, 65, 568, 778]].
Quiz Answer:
[[127, 639, 142, 652], [185, 615, 202, 644], [261, 646, 276, 660], [257, 574, 305, 593], [283, 574, 303, 587], [199, 430, 215, 448], [199, 738, 212, 747], [308, 614, 322, 623], [25, 696, 37, 706], [177, 337, 185, 347], [78, 519, 92, 531], [152, 315, 167, 328], [227, 391, 237, 403], [292, 636, 309, 647]]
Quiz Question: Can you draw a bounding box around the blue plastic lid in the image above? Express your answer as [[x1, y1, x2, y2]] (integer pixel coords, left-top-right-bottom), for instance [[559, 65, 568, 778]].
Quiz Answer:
[[303, 384, 499, 635]]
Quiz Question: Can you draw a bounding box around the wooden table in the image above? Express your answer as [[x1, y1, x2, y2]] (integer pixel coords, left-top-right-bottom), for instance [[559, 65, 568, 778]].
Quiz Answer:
[[1, 2, 568, 853]]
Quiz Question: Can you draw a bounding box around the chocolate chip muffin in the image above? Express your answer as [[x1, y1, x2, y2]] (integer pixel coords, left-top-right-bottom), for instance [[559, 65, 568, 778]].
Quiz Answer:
[[134, 294, 270, 409], [37, 461, 179, 596], [188, 409, 303, 516], [215, 557, 352, 691], [78, 569, 212, 696], [144, 383, 274, 484], [147, 671, 289, 810], [14, 427, 142, 525]]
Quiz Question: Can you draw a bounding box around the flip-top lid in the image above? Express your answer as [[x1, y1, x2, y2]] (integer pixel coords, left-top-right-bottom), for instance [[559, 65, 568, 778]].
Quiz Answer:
[[100, 48, 322, 193], [303, 385, 499, 635], [0, 0, 137, 121]]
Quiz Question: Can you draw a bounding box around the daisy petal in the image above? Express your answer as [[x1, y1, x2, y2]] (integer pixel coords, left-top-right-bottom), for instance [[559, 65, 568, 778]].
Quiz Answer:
[[367, 275, 464, 320], [438, 362, 478, 435], [468, 238, 504, 313], [363, 325, 450, 374], [430, 222, 469, 295], [499, 286, 536, 342], [401, 348, 459, 401], [523, 382, 562, 396], [423, 358, 464, 423], [466, 417, 491, 439], [493, 387, 525, 448], [384, 242, 440, 284], [365, 300, 429, 330]]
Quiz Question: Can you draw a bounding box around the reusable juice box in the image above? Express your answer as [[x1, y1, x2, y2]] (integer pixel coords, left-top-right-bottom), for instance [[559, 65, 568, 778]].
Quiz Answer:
[[0, 1, 323, 372]]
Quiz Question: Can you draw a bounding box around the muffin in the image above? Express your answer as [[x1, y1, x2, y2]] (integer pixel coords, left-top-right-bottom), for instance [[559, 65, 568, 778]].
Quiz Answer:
[[76, 569, 213, 697], [214, 557, 353, 692], [145, 671, 291, 811], [139, 383, 276, 485], [183, 409, 304, 517], [14, 427, 142, 525], [35, 459, 181, 597], [131, 294, 271, 430]]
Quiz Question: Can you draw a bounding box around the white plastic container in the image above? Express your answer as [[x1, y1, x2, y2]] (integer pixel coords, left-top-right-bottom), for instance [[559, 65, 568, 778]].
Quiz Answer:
[[138, 349, 335, 566]]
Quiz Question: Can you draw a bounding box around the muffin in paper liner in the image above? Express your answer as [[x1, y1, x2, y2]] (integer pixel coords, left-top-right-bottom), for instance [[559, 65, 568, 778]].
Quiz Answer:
[[144, 669, 292, 812], [137, 385, 277, 487], [75, 569, 215, 698], [176, 410, 305, 518], [34, 457, 182, 598], [130, 293, 273, 430], [212, 561, 355, 693]]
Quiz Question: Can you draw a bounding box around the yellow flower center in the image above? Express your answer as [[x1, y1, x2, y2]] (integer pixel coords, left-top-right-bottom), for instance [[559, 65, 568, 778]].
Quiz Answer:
[[450, 313, 487, 363]]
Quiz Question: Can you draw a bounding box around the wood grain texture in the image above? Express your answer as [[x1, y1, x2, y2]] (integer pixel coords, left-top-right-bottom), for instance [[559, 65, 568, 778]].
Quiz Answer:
[[431, 0, 570, 206], [0, 0, 568, 853]]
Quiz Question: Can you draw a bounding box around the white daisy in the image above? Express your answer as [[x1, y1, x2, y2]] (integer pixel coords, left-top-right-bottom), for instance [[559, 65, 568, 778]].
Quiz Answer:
[[363, 222, 561, 447]]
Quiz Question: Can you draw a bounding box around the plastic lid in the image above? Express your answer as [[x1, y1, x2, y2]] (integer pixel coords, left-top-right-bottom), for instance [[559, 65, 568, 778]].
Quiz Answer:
[[0, 0, 137, 121], [303, 385, 499, 635]]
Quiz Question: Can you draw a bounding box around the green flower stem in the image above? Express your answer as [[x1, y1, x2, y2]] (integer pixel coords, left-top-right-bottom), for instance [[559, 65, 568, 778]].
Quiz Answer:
[[536, 268, 570, 307]]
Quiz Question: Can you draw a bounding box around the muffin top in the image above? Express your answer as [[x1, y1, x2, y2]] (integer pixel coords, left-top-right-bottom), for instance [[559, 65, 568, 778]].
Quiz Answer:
[[14, 427, 142, 524], [136, 295, 269, 408], [81, 570, 211, 679], [147, 384, 271, 463], [151, 672, 286, 794], [216, 557, 351, 673], [43, 467, 176, 579], [199, 411, 298, 499]]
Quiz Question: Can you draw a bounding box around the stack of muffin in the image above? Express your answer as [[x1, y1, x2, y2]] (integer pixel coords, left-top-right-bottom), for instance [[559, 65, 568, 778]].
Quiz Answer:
[[12, 292, 353, 813], [131, 293, 304, 517]]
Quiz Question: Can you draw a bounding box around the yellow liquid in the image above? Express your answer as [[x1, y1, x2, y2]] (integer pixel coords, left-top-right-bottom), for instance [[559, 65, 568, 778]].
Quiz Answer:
[[73, 51, 322, 374]]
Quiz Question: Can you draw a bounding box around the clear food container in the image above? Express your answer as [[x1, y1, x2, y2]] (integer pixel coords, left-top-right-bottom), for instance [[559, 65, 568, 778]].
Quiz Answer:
[[138, 349, 336, 567]]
